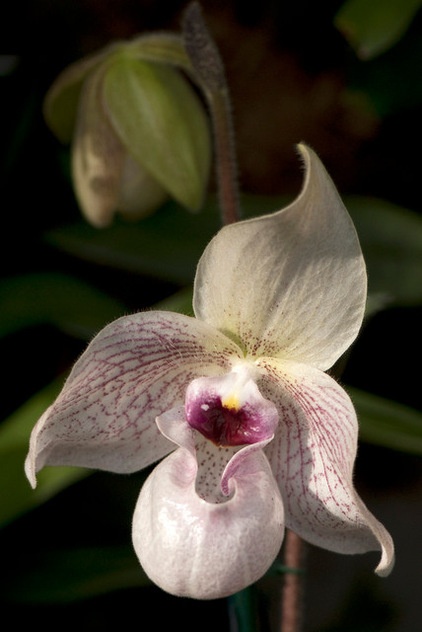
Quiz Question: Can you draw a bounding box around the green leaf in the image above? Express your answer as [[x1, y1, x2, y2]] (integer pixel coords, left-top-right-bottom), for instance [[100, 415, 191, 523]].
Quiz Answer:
[[335, 0, 422, 59], [0, 272, 126, 340], [45, 198, 221, 284], [346, 196, 422, 307], [342, 30, 422, 117], [46, 194, 422, 308], [4, 545, 149, 603], [228, 587, 259, 632], [154, 285, 194, 315], [44, 196, 287, 286], [349, 387, 422, 455], [0, 377, 90, 527], [103, 55, 211, 211]]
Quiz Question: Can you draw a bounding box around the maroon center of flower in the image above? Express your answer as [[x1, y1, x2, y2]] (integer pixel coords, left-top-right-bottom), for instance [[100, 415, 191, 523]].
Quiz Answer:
[[186, 395, 266, 447]]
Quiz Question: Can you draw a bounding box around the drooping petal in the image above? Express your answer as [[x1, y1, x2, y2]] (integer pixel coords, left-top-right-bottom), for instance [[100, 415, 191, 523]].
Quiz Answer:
[[132, 409, 284, 599], [193, 144, 367, 371], [25, 311, 242, 488], [117, 151, 167, 219], [259, 357, 394, 576], [43, 44, 118, 143], [127, 32, 192, 71], [71, 63, 125, 228], [103, 55, 211, 211]]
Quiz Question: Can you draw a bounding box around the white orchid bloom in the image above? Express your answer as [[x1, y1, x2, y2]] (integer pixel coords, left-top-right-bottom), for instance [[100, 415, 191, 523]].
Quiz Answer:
[[25, 144, 394, 600]]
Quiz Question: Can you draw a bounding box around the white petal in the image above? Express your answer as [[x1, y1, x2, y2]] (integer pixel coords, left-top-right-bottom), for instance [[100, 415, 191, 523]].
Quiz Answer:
[[259, 357, 394, 576], [132, 442, 284, 599], [25, 311, 241, 487], [193, 144, 367, 370], [117, 152, 167, 219], [43, 44, 115, 143], [71, 64, 124, 228]]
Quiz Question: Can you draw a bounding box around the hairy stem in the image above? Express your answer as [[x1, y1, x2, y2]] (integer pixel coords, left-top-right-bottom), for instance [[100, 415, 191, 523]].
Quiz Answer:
[[182, 1, 241, 225], [208, 86, 239, 224]]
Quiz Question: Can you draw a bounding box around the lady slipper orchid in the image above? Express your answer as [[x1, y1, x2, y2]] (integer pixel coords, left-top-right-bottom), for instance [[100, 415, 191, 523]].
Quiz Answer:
[[25, 144, 394, 600], [43, 34, 211, 227]]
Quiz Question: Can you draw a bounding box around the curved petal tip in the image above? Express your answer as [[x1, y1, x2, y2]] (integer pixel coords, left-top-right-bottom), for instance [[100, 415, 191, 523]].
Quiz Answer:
[[374, 528, 395, 577]]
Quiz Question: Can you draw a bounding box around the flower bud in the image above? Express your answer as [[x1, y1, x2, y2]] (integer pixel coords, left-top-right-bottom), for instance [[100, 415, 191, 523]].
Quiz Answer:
[[44, 36, 211, 227]]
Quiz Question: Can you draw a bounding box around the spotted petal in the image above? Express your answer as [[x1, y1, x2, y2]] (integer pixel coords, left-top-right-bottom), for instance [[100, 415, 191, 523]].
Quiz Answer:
[[132, 407, 284, 599], [194, 144, 367, 371], [259, 357, 394, 576], [25, 311, 241, 487]]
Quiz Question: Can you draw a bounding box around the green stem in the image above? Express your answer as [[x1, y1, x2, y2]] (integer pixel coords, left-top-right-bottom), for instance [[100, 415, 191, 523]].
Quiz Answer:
[[228, 586, 259, 632]]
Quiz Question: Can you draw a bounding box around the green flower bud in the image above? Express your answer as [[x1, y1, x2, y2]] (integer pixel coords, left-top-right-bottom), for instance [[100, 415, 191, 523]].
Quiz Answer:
[[44, 35, 211, 227]]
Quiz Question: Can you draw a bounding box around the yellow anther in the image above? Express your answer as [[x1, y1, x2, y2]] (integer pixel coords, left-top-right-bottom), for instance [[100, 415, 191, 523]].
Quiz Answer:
[[222, 394, 240, 412]]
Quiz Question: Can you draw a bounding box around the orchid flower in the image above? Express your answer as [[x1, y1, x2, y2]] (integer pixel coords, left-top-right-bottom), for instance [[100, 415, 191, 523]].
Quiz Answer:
[[43, 34, 211, 227], [25, 144, 394, 600]]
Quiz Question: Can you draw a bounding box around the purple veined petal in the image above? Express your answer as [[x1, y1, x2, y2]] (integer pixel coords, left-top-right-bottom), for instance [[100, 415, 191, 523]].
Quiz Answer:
[[132, 435, 284, 599], [25, 311, 242, 488], [193, 144, 367, 371], [258, 357, 394, 576]]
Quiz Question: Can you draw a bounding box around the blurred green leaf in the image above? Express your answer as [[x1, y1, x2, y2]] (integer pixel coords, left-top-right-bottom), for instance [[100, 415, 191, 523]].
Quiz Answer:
[[44, 195, 280, 285], [0, 377, 90, 527], [346, 28, 422, 117], [0, 272, 126, 340], [349, 387, 422, 455], [46, 194, 422, 307], [45, 198, 221, 284], [228, 587, 259, 632], [347, 196, 422, 307], [335, 0, 422, 59], [154, 285, 194, 315], [4, 545, 148, 603]]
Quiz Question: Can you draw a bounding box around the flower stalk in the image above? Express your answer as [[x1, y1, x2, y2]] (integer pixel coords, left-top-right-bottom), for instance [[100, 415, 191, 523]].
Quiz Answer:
[[183, 6, 305, 623], [280, 530, 306, 632], [182, 2, 241, 224]]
